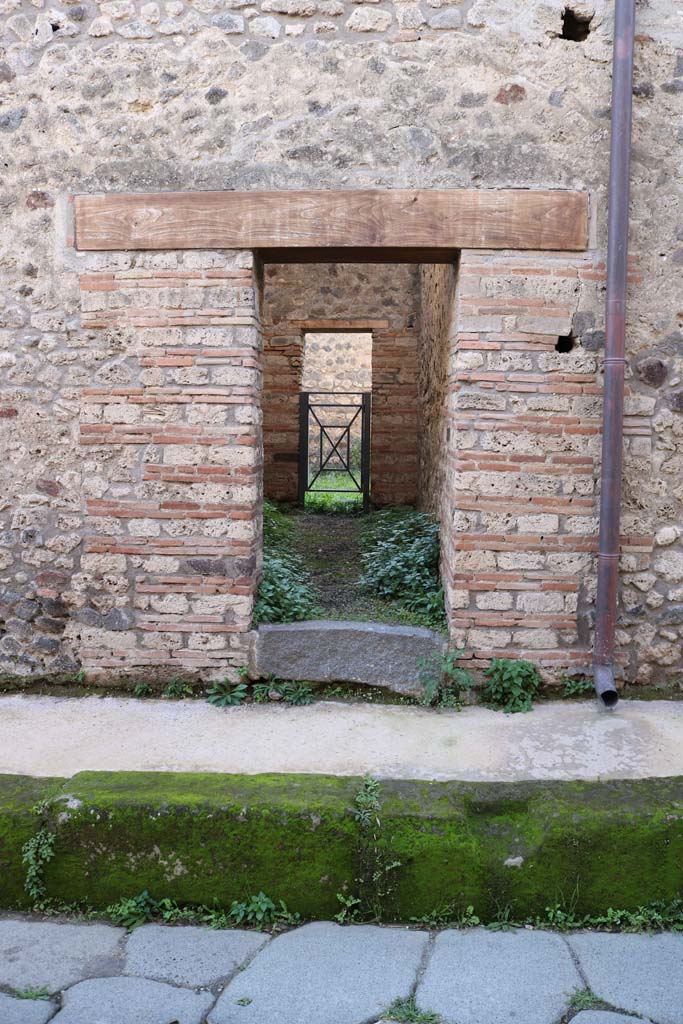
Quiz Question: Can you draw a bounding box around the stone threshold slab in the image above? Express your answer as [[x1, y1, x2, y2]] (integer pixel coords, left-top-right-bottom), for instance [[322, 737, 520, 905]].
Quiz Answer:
[[1, 695, 683, 782], [251, 621, 447, 696]]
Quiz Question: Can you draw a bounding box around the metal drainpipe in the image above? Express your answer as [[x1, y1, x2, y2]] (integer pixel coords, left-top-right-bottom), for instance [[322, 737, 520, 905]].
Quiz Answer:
[[593, 0, 637, 708]]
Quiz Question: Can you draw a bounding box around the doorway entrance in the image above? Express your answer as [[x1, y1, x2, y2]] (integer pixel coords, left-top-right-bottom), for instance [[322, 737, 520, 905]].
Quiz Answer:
[[298, 329, 373, 512], [72, 187, 594, 685]]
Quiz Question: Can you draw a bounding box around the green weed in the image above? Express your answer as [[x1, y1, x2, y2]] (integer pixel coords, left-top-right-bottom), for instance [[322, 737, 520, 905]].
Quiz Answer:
[[410, 903, 481, 929], [562, 675, 594, 698], [418, 649, 473, 708], [568, 988, 607, 1011], [162, 678, 193, 700], [103, 889, 298, 932], [483, 658, 542, 713], [106, 890, 159, 929], [22, 801, 56, 906], [382, 997, 442, 1023], [304, 471, 364, 514], [334, 893, 362, 924], [226, 891, 299, 930], [206, 681, 249, 707], [14, 986, 51, 1001], [350, 775, 401, 921], [272, 680, 315, 705]]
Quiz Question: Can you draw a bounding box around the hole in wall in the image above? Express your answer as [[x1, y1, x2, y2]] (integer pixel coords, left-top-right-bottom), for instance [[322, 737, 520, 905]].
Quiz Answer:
[[556, 333, 576, 353], [561, 7, 593, 41]]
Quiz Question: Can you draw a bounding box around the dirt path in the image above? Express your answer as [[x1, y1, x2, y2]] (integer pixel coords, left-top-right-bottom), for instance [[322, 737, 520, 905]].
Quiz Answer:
[[291, 513, 367, 618]]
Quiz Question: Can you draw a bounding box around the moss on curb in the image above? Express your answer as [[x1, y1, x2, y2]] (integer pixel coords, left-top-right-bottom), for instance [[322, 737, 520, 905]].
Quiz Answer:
[[0, 775, 66, 908], [1, 772, 682, 920]]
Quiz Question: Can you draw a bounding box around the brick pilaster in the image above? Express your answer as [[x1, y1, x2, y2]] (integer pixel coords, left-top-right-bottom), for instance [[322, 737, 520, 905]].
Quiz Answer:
[[74, 250, 261, 679]]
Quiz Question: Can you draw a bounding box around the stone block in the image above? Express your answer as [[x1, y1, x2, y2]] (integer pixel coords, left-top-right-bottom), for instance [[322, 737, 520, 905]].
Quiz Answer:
[[0, 919, 124, 992], [567, 933, 683, 1024], [253, 621, 447, 696], [209, 923, 428, 1024], [124, 924, 267, 987], [0, 993, 55, 1024], [55, 977, 213, 1024], [416, 930, 581, 1024]]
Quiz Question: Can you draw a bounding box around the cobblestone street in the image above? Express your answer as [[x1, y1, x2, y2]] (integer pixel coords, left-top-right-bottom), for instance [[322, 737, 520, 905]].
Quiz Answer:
[[0, 917, 681, 1024]]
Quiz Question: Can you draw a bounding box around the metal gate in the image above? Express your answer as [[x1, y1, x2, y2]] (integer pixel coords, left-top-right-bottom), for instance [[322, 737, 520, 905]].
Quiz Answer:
[[298, 391, 371, 511]]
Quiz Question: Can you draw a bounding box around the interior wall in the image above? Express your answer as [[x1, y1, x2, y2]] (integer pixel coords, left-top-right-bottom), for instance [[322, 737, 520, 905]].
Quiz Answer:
[[417, 262, 458, 517], [260, 263, 420, 506]]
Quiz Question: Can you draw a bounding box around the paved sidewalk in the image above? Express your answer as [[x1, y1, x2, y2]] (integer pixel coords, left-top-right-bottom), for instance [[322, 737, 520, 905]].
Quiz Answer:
[[3, 695, 683, 782], [0, 918, 681, 1024]]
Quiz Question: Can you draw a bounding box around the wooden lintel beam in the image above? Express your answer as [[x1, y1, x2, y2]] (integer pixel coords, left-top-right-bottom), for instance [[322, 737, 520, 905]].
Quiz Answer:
[[73, 189, 588, 253]]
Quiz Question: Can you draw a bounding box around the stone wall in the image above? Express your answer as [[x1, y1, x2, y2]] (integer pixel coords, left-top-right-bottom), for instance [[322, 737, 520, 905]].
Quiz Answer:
[[260, 262, 420, 505], [301, 332, 372, 392], [1, 0, 683, 685]]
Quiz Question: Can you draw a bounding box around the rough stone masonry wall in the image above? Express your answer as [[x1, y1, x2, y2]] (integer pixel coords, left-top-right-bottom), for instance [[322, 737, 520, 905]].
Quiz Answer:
[[261, 263, 419, 506], [1, 0, 683, 684], [301, 332, 372, 392]]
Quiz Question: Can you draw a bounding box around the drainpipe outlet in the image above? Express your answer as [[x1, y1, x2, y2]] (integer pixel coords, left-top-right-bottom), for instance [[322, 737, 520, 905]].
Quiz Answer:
[[594, 663, 619, 709]]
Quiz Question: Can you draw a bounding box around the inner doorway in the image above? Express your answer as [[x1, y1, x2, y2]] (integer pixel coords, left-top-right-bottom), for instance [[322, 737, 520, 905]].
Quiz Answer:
[[258, 260, 454, 634], [298, 331, 373, 512]]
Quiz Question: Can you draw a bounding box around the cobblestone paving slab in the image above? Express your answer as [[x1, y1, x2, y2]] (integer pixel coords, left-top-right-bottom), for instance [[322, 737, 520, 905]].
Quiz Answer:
[[571, 1013, 648, 1023], [0, 992, 56, 1024], [568, 933, 683, 1024], [51, 976, 215, 1024], [208, 922, 429, 1024], [0, 920, 124, 992], [416, 929, 582, 1024], [123, 923, 269, 988]]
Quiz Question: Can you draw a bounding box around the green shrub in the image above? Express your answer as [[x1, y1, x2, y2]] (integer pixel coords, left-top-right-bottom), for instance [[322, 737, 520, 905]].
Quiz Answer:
[[482, 657, 542, 713], [254, 501, 321, 624], [262, 499, 294, 546], [360, 508, 446, 630]]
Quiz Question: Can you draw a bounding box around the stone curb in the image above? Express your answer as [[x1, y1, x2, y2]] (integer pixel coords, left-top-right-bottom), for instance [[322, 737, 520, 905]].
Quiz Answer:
[[1, 771, 682, 921]]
